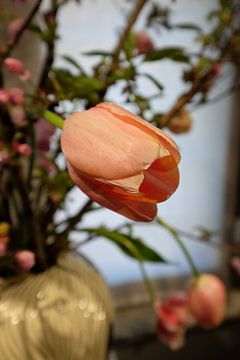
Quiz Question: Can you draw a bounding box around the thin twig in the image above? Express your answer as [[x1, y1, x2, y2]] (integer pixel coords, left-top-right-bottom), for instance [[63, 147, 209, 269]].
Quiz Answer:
[[111, 0, 148, 73]]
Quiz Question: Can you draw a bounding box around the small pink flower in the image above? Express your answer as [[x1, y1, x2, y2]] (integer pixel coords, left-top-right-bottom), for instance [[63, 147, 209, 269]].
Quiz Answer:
[[0, 89, 10, 104], [134, 31, 155, 54], [10, 106, 27, 126], [15, 250, 35, 272], [4, 58, 30, 81], [8, 87, 25, 105], [155, 293, 195, 350], [7, 18, 24, 41], [11, 141, 32, 156], [188, 274, 227, 328]]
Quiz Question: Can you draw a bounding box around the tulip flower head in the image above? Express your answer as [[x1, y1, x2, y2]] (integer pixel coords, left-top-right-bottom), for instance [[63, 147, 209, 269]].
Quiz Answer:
[[61, 102, 180, 221], [187, 274, 227, 328], [155, 293, 195, 350]]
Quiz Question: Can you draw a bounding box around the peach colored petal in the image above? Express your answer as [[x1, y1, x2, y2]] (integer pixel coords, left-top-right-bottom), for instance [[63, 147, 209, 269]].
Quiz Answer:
[[140, 159, 180, 202], [97, 102, 181, 166], [99, 172, 144, 194], [61, 107, 160, 180], [68, 163, 157, 221]]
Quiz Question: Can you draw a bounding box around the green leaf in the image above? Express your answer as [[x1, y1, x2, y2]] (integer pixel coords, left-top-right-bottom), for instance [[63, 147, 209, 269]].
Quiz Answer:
[[81, 227, 166, 263], [173, 23, 202, 32], [141, 73, 164, 91], [62, 55, 86, 74], [144, 47, 189, 63], [83, 50, 113, 57]]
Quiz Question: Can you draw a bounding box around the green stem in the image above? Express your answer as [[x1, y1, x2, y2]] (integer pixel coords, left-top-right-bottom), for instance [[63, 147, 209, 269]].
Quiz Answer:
[[42, 110, 64, 129], [157, 217, 200, 279], [138, 261, 157, 306]]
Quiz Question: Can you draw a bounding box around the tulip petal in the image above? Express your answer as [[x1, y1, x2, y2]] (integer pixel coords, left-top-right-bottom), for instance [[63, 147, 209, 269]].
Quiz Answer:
[[97, 102, 181, 167], [140, 159, 180, 202], [68, 163, 157, 222], [61, 107, 160, 180]]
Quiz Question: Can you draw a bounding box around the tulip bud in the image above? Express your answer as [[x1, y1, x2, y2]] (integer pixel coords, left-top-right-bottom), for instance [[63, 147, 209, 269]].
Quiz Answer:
[[188, 274, 227, 328], [61, 102, 180, 222], [15, 250, 35, 272]]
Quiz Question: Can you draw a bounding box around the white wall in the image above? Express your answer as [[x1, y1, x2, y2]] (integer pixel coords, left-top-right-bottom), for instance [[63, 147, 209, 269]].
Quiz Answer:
[[55, 0, 233, 286]]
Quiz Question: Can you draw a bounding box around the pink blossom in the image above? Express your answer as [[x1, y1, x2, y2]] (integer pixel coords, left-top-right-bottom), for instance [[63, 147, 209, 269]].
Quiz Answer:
[[15, 250, 35, 272], [155, 293, 195, 350], [36, 118, 56, 153], [188, 274, 227, 328], [8, 87, 25, 105], [0, 89, 10, 104], [134, 31, 155, 54], [4, 58, 30, 81], [10, 106, 27, 126], [7, 18, 24, 41], [11, 141, 32, 156]]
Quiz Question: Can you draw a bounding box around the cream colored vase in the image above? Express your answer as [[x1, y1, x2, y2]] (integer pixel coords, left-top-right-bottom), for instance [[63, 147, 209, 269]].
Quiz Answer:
[[0, 253, 113, 360]]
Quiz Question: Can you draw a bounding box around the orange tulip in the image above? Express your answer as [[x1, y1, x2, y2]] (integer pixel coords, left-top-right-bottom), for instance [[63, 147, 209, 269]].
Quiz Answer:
[[61, 102, 180, 221]]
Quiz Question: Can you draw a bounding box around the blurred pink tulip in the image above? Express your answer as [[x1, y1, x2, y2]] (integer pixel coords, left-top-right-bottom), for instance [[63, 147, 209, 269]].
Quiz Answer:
[[188, 274, 227, 328], [15, 250, 35, 272], [156, 294, 194, 350], [61, 102, 180, 221]]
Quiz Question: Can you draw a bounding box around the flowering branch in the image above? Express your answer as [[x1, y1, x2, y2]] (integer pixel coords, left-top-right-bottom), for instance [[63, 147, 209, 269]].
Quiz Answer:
[[0, 0, 43, 60]]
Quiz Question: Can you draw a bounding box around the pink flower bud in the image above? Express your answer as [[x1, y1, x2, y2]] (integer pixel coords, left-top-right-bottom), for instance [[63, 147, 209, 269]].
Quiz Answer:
[[7, 18, 24, 41], [0, 89, 10, 104], [134, 31, 155, 54], [188, 274, 227, 328], [61, 102, 180, 222], [4, 58, 30, 81], [8, 87, 25, 105], [15, 250, 35, 272], [11, 141, 32, 156]]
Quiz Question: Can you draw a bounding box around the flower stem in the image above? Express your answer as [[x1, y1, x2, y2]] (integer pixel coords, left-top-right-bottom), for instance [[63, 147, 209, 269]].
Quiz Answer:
[[157, 217, 200, 279], [42, 110, 64, 129]]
